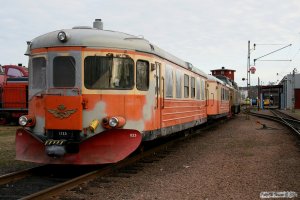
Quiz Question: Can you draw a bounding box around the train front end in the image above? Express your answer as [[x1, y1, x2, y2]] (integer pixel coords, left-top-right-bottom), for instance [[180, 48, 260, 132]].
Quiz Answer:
[[16, 24, 143, 165]]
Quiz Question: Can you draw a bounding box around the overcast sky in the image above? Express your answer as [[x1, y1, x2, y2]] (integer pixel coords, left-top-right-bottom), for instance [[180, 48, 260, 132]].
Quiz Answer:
[[0, 0, 299, 86]]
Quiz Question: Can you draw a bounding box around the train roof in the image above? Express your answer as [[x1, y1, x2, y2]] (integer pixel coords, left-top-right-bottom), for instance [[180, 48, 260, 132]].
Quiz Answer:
[[207, 74, 225, 85], [28, 22, 207, 78]]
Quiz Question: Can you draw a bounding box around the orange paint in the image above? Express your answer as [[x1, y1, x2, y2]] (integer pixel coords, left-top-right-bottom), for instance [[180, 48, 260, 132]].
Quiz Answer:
[[29, 93, 208, 132], [31, 47, 151, 57], [206, 99, 229, 115], [31, 47, 82, 54], [162, 99, 207, 127], [2, 82, 27, 109], [83, 48, 151, 57], [44, 96, 83, 130]]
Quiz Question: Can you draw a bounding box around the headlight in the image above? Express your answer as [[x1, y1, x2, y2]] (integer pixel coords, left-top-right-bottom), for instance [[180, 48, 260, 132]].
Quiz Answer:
[[109, 117, 118, 127], [57, 31, 68, 42], [19, 116, 28, 126]]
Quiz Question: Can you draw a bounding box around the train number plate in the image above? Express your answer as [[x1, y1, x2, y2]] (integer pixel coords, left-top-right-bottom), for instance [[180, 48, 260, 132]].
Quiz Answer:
[[58, 131, 68, 136]]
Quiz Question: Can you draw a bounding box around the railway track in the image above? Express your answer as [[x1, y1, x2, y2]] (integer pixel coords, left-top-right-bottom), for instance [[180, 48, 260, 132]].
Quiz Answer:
[[248, 109, 300, 136], [0, 165, 45, 186], [0, 165, 102, 200], [0, 120, 221, 199]]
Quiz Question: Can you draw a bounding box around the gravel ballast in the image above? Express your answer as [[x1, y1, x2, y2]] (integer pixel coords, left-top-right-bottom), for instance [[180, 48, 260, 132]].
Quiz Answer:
[[50, 114, 300, 199]]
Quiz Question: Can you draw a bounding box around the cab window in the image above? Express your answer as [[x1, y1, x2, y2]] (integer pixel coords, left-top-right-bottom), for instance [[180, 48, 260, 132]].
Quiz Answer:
[[84, 56, 134, 89], [53, 56, 76, 87], [31, 57, 46, 89], [7, 68, 23, 77]]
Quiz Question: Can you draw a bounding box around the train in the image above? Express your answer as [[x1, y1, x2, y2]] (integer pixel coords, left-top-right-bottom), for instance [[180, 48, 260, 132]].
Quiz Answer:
[[16, 19, 240, 165], [0, 64, 28, 125]]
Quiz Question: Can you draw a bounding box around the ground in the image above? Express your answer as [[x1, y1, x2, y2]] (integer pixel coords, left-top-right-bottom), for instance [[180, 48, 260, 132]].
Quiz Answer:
[[58, 114, 300, 200], [0, 126, 37, 175], [0, 114, 299, 199]]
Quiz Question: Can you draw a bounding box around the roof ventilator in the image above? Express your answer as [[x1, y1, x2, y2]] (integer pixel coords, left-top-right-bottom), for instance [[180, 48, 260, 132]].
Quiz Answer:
[[93, 19, 103, 30]]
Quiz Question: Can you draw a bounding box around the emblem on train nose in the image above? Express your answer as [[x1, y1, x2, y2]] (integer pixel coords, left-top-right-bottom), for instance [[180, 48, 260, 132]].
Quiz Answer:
[[47, 104, 77, 119]]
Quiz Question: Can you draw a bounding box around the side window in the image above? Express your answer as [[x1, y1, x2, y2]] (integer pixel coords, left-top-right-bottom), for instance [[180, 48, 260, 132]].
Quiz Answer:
[[201, 79, 205, 100], [196, 78, 200, 100], [165, 65, 173, 98], [221, 88, 224, 100], [136, 60, 149, 91], [221, 88, 222, 100], [226, 90, 229, 100], [184, 74, 189, 98], [176, 71, 182, 98], [7, 68, 23, 77], [191, 77, 195, 98]]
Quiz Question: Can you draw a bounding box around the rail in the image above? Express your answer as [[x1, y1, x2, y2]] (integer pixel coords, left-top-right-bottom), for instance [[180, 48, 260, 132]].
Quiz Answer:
[[248, 110, 300, 136], [0, 165, 45, 186], [0, 119, 225, 199], [270, 110, 300, 136]]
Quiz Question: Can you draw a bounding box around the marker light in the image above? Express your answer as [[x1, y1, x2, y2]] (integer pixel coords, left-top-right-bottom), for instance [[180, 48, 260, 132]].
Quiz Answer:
[[57, 31, 68, 42]]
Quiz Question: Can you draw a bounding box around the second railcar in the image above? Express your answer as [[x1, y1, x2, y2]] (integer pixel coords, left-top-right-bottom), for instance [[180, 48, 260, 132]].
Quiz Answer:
[[206, 75, 230, 119]]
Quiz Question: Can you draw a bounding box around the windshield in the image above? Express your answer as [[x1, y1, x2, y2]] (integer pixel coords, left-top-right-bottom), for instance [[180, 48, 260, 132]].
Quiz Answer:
[[31, 57, 46, 89], [53, 56, 76, 87], [84, 56, 134, 89]]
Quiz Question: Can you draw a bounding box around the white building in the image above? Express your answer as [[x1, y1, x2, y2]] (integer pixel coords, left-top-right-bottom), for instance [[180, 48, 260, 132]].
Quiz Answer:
[[279, 72, 300, 110]]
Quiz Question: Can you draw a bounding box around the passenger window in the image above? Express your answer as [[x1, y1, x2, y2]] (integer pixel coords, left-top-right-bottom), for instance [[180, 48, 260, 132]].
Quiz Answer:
[[196, 78, 200, 100], [136, 60, 149, 91], [176, 71, 182, 98], [201, 79, 205, 100], [221, 88, 222, 100], [165, 65, 173, 98], [184, 74, 189, 98], [191, 77, 195, 98]]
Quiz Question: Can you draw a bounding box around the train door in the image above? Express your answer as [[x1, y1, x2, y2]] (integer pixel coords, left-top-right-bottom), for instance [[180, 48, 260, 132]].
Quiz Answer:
[[154, 62, 162, 133]]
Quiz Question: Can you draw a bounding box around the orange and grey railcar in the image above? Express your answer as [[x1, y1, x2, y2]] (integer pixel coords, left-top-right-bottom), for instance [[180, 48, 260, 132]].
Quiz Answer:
[[214, 75, 240, 114], [16, 20, 209, 165], [206, 75, 231, 119]]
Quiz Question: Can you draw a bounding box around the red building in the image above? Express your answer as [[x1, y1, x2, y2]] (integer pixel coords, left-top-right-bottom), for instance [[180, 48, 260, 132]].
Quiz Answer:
[[211, 67, 236, 81]]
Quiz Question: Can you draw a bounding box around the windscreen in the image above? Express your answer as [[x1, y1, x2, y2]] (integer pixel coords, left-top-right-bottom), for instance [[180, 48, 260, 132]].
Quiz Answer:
[[84, 56, 134, 89]]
